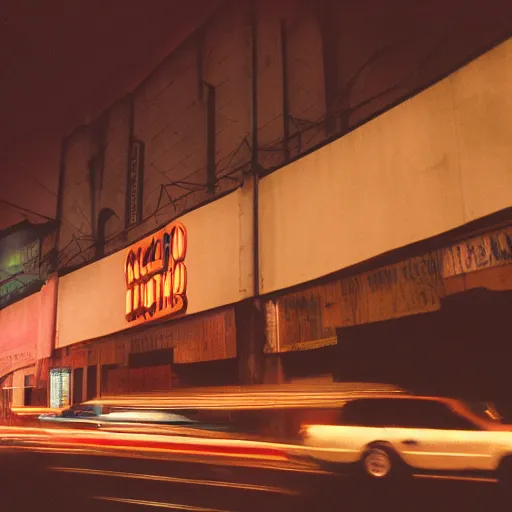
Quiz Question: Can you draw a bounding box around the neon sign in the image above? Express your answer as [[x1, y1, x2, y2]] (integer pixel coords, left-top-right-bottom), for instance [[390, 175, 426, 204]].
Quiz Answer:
[[124, 221, 187, 323]]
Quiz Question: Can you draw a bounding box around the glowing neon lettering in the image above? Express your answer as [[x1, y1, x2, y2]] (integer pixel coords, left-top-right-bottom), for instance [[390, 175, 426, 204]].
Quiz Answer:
[[124, 222, 187, 322]]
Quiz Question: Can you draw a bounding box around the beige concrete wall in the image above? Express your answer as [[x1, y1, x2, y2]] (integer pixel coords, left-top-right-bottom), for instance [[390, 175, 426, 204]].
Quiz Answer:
[[101, 99, 131, 241], [134, 37, 207, 227], [56, 188, 254, 348], [59, 98, 132, 264], [59, 128, 94, 260], [58, 2, 253, 267], [259, 39, 512, 294]]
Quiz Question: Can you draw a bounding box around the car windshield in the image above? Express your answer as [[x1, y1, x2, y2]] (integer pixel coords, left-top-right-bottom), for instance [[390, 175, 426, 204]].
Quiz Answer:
[[463, 401, 503, 423]]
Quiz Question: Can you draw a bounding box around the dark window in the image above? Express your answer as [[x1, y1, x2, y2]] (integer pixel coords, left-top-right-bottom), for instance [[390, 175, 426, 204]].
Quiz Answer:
[[72, 368, 84, 404], [341, 399, 390, 426], [23, 374, 35, 406], [87, 365, 98, 401], [389, 400, 479, 430], [341, 399, 479, 430]]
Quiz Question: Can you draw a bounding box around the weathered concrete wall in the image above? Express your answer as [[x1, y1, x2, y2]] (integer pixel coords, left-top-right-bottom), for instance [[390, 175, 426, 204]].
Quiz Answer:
[[57, 0, 510, 271], [259, 39, 512, 294]]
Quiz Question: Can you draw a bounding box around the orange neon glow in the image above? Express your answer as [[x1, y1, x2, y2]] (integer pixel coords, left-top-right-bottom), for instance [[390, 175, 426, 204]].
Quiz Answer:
[[146, 278, 155, 309], [163, 271, 171, 303], [125, 288, 133, 316], [173, 262, 186, 295], [133, 284, 140, 311], [134, 253, 141, 280], [172, 225, 186, 261], [124, 222, 187, 323], [154, 274, 162, 309]]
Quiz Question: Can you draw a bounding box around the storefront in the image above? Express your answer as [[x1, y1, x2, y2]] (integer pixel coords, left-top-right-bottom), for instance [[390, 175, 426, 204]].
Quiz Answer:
[[52, 189, 254, 403]]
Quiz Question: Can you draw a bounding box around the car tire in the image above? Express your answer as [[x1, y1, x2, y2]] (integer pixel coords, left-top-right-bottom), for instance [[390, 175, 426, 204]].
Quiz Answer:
[[361, 444, 407, 481]]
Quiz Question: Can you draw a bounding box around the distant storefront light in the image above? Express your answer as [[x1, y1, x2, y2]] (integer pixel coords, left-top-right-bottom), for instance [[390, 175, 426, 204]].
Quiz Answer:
[[49, 368, 70, 408]]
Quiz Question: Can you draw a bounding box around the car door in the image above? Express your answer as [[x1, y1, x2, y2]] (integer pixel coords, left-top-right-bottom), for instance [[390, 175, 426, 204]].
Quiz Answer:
[[301, 399, 388, 464], [383, 400, 493, 471]]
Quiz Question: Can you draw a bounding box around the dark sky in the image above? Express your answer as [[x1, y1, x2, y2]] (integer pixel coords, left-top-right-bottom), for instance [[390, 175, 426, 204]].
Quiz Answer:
[[0, 0, 220, 230]]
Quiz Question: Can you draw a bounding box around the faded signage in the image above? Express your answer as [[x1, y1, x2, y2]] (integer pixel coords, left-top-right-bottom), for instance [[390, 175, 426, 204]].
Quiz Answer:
[[264, 226, 512, 342], [125, 221, 187, 325], [442, 227, 512, 278], [126, 139, 145, 227], [264, 290, 337, 353], [334, 252, 444, 327], [0, 349, 36, 379], [128, 308, 236, 364]]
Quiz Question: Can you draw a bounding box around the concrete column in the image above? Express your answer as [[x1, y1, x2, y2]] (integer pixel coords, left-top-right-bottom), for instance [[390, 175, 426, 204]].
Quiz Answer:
[[82, 366, 88, 402], [69, 369, 74, 404], [235, 172, 267, 385], [263, 354, 285, 384], [96, 364, 101, 397], [235, 298, 265, 385]]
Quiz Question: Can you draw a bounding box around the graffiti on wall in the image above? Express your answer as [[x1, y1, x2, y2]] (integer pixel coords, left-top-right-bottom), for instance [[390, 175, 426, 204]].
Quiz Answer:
[[129, 307, 236, 364], [0, 349, 36, 380], [442, 226, 512, 278], [264, 226, 512, 347], [124, 221, 187, 324], [264, 290, 337, 353], [336, 252, 445, 326]]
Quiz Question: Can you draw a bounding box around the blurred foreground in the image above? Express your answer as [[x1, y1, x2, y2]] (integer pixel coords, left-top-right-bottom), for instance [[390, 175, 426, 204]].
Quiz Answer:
[[3, 383, 512, 511], [0, 431, 508, 512]]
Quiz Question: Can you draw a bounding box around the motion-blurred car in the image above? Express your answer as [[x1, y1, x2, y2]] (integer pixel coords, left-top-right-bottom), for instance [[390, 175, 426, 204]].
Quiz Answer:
[[300, 395, 512, 485], [38, 403, 104, 426]]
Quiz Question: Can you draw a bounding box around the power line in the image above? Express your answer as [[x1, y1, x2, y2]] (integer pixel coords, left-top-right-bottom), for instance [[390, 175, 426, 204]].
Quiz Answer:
[[0, 198, 55, 222]]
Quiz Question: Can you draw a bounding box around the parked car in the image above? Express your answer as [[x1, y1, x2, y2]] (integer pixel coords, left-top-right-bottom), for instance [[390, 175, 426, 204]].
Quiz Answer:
[[300, 395, 512, 485]]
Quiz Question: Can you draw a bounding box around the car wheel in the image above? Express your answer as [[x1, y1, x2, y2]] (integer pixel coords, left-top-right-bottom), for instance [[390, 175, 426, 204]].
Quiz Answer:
[[361, 444, 404, 480]]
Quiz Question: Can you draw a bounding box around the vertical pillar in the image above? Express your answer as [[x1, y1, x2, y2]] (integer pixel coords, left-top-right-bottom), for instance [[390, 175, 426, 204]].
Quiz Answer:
[[12, 370, 24, 407], [317, 0, 340, 136], [82, 365, 88, 402], [235, 299, 265, 385], [69, 369, 74, 405], [263, 353, 285, 384], [96, 364, 101, 397], [235, 158, 266, 385]]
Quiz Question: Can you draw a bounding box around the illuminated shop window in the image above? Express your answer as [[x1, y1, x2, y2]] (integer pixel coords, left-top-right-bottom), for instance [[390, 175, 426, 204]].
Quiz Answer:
[[49, 368, 71, 408]]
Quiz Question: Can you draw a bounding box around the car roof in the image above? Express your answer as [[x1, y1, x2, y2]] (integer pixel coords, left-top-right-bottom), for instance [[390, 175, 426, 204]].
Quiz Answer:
[[100, 411, 194, 423], [84, 382, 409, 410], [343, 394, 459, 406]]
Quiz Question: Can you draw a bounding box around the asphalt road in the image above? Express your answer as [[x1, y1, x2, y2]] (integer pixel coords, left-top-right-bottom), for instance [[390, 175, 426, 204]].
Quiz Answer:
[[1, 449, 510, 512]]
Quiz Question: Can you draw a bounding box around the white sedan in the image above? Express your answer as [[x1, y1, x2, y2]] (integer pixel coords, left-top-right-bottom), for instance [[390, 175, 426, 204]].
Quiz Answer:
[[300, 395, 512, 484]]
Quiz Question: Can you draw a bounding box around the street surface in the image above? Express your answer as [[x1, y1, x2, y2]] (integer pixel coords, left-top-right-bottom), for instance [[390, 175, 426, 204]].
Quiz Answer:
[[1, 447, 510, 512]]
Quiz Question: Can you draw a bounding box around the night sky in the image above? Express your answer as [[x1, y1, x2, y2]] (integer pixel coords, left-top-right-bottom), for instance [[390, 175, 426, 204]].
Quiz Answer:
[[0, 0, 219, 230]]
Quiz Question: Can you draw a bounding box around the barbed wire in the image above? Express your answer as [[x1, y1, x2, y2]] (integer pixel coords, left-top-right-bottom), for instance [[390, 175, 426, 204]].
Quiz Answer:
[[49, 20, 509, 273]]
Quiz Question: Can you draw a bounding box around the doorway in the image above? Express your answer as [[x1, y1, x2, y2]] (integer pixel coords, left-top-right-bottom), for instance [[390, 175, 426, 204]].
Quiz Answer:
[[86, 365, 97, 400], [72, 368, 84, 404]]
